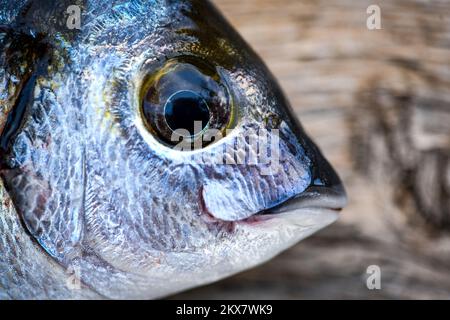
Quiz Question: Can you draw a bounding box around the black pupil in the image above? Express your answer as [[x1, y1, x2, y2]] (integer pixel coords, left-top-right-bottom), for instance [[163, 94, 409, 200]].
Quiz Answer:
[[164, 90, 210, 136]]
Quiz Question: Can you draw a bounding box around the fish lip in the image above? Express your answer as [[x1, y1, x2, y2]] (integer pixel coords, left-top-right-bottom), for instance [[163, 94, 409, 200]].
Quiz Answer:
[[242, 183, 347, 224], [268, 184, 347, 214], [199, 181, 347, 225]]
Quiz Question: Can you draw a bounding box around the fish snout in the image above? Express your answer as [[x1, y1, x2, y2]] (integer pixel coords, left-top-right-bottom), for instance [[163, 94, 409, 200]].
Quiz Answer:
[[199, 123, 346, 223], [251, 142, 347, 224], [258, 123, 348, 218]]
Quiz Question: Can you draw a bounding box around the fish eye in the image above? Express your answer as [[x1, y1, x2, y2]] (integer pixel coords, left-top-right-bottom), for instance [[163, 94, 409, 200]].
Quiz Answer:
[[141, 56, 234, 149]]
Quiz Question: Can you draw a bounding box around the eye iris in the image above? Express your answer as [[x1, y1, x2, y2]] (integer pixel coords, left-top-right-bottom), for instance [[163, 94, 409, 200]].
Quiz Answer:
[[164, 90, 210, 136]]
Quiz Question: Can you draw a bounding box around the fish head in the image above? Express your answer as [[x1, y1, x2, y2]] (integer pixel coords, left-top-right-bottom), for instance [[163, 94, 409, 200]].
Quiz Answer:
[[0, 0, 346, 298]]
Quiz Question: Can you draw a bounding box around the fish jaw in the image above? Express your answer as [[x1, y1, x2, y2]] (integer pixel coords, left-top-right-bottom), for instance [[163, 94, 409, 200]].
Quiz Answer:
[[149, 209, 340, 300], [147, 183, 347, 299]]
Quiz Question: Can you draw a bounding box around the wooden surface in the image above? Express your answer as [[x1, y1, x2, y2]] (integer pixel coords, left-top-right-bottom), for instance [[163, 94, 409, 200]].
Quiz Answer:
[[173, 0, 450, 299]]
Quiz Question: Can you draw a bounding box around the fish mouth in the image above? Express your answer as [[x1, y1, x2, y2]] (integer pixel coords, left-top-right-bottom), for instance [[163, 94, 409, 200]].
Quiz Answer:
[[243, 183, 347, 224]]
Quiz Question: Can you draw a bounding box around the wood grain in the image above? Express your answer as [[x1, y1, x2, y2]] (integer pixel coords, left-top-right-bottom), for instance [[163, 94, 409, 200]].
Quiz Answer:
[[172, 0, 450, 299]]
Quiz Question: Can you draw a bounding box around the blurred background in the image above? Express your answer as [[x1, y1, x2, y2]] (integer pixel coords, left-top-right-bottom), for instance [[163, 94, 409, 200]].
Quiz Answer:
[[173, 0, 450, 299]]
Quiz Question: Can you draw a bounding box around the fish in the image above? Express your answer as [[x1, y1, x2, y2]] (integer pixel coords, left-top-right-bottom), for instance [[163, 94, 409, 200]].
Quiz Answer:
[[0, 0, 347, 299]]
